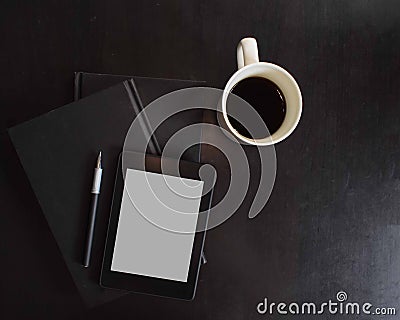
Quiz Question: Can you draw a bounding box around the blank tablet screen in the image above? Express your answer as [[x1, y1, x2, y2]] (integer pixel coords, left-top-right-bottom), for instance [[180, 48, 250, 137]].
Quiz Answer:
[[111, 169, 204, 282]]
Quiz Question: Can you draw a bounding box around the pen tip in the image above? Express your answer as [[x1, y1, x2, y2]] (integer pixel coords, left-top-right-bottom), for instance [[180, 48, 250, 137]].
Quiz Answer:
[[97, 151, 102, 168]]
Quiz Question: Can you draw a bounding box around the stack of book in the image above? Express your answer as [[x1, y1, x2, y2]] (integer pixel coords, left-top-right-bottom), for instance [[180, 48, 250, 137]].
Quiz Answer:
[[8, 72, 205, 307]]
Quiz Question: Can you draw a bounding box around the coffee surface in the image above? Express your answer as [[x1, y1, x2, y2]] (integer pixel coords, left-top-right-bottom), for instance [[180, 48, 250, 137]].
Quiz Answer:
[[228, 77, 286, 138]]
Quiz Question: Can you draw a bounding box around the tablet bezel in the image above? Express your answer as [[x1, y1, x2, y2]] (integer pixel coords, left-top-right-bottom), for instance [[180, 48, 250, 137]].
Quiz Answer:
[[100, 151, 214, 300]]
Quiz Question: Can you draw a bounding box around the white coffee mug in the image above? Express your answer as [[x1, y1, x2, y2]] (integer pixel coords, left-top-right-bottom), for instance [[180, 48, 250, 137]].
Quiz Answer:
[[221, 37, 302, 146]]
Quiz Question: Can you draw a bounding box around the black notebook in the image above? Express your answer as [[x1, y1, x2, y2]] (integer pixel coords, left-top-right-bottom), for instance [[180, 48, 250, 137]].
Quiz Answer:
[[75, 72, 205, 162], [8, 74, 204, 307]]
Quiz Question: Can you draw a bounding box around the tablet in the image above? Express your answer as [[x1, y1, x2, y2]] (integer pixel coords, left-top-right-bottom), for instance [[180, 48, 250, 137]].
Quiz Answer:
[[100, 151, 214, 300]]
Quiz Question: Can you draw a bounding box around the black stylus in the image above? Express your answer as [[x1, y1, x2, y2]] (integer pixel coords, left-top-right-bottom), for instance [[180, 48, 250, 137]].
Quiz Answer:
[[83, 151, 103, 268]]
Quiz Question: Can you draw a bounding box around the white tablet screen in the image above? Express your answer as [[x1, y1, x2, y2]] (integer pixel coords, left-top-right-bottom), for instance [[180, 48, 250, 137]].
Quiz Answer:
[[111, 169, 204, 282]]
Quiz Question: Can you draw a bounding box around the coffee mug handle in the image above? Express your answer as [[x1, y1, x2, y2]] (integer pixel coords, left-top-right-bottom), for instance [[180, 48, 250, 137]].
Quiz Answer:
[[237, 37, 259, 69]]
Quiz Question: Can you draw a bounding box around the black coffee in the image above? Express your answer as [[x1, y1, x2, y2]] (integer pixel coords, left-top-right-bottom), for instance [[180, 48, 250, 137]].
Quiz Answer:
[[227, 77, 286, 138]]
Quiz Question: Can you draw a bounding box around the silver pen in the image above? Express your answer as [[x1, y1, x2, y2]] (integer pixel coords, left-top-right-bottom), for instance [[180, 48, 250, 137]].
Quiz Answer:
[[83, 151, 103, 267]]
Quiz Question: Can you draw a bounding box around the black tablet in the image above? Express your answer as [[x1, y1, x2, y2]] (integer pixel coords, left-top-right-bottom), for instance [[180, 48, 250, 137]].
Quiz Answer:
[[100, 151, 215, 300]]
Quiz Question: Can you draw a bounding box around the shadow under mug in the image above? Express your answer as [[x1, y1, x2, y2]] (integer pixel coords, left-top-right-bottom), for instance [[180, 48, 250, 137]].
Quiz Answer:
[[221, 37, 302, 146]]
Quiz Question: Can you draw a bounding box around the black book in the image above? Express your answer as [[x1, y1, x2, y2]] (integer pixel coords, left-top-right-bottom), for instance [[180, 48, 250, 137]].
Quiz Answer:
[[8, 74, 204, 307], [75, 72, 205, 162]]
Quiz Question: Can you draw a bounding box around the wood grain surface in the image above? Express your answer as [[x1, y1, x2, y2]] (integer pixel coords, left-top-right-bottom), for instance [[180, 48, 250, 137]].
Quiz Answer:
[[1, 1, 399, 319]]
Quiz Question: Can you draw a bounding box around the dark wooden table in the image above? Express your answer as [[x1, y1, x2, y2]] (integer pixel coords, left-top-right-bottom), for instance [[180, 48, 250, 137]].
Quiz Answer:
[[1, 1, 400, 319]]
